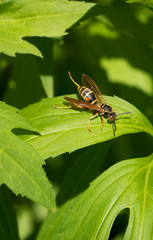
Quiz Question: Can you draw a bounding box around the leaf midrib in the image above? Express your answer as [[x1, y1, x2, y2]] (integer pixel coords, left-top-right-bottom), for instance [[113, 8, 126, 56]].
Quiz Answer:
[[0, 11, 86, 22], [25, 122, 152, 138]]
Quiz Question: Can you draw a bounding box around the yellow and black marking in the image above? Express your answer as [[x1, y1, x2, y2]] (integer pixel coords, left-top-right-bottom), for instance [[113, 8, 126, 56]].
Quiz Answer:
[[79, 87, 98, 104]]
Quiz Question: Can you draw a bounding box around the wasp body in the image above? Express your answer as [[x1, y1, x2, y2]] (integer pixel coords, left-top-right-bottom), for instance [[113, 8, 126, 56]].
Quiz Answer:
[[54, 72, 131, 133]]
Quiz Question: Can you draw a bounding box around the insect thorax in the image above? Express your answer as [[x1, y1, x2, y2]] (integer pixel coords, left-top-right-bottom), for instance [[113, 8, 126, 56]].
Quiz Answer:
[[101, 104, 112, 112]]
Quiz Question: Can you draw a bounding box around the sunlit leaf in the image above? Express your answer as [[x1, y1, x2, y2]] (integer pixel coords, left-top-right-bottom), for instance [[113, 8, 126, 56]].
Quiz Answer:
[[0, 0, 95, 57], [0, 101, 55, 210], [40, 74, 54, 98], [37, 154, 153, 240], [21, 94, 153, 159], [101, 58, 153, 96]]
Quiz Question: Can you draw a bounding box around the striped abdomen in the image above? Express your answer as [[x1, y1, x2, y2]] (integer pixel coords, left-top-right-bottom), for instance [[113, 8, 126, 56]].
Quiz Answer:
[[79, 86, 98, 105]]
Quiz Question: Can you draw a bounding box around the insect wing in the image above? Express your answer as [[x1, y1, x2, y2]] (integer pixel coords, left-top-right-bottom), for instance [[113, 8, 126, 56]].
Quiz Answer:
[[64, 97, 104, 113], [81, 74, 107, 104]]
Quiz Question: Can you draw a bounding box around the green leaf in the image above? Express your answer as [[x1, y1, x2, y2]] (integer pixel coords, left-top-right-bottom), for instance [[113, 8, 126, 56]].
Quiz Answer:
[[0, 101, 55, 210], [0, 0, 95, 57], [21, 95, 153, 159], [40, 74, 54, 98], [37, 154, 153, 240], [37, 141, 110, 240], [101, 58, 153, 97]]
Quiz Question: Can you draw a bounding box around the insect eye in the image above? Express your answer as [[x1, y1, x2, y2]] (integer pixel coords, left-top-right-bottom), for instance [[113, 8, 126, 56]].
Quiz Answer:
[[108, 116, 113, 122]]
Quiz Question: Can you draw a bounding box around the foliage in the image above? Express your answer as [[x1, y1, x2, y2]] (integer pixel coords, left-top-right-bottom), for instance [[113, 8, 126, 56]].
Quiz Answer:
[[21, 94, 153, 158], [0, 0, 95, 56], [0, 0, 153, 240], [0, 101, 55, 210]]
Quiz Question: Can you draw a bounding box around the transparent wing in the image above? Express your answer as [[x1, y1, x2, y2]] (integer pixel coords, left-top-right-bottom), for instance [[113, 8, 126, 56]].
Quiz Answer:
[[64, 97, 104, 113], [81, 74, 107, 104]]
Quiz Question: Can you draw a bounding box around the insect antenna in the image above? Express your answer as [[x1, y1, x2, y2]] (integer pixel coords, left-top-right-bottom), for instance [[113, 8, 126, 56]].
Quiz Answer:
[[68, 72, 80, 88], [116, 112, 131, 117]]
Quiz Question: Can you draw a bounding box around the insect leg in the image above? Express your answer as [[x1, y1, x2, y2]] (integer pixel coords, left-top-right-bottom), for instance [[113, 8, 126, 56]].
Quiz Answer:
[[88, 113, 99, 132], [101, 115, 104, 131], [53, 105, 72, 109]]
